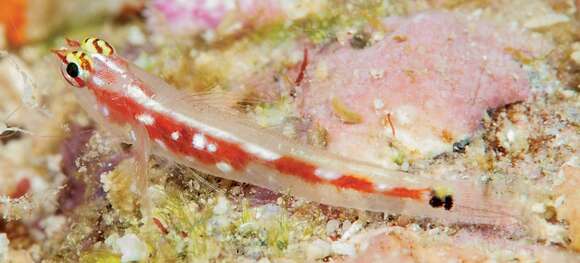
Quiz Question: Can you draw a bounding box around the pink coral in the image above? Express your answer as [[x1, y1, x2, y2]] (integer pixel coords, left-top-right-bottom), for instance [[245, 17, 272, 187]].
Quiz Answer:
[[148, 0, 284, 36], [297, 12, 550, 167], [339, 227, 579, 262], [151, 0, 230, 32]]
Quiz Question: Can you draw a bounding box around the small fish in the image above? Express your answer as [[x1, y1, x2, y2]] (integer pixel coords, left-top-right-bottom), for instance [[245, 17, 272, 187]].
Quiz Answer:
[[52, 37, 520, 226]]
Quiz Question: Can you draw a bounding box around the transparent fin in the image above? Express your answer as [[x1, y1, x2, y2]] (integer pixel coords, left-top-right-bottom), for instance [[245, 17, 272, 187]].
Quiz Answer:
[[132, 125, 152, 220]]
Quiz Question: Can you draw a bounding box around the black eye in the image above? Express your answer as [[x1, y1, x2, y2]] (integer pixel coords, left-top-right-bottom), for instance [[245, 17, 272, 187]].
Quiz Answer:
[[66, 62, 79, 78]]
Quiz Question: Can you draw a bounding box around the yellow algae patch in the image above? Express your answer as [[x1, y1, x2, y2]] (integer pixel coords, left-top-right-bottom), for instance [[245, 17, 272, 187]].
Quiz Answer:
[[100, 160, 139, 217], [331, 97, 363, 124], [504, 47, 535, 64]]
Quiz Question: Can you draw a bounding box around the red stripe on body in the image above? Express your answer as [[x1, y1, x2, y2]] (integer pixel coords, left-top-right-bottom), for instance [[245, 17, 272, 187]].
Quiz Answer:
[[331, 175, 375, 193], [270, 156, 323, 183], [89, 86, 254, 170], [88, 86, 427, 201], [382, 187, 426, 199], [143, 111, 254, 169], [331, 174, 427, 200], [210, 139, 254, 169], [90, 87, 140, 124], [270, 157, 426, 200]]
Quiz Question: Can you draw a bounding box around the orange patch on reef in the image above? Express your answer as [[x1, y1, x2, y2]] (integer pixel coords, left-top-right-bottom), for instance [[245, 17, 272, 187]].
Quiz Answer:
[[0, 0, 28, 46], [9, 177, 31, 199]]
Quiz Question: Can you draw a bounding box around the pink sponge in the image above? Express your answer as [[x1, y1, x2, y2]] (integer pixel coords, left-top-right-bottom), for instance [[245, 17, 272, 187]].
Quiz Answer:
[[299, 12, 550, 167]]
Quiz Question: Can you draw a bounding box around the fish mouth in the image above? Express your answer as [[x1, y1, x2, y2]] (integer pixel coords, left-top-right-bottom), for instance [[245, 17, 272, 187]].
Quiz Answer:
[[51, 48, 68, 63], [51, 38, 82, 63]]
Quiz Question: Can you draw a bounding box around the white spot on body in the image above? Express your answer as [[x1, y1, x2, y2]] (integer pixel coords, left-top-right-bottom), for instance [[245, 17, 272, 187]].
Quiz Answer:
[[243, 144, 281, 161], [375, 183, 390, 191], [216, 162, 233, 173], [125, 82, 283, 165], [127, 85, 148, 101], [93, 76, 106, 86], [171, 131, 180, 141], [207, 143, 217, 153], [192, 133, 207, 150], [136, 113, 155, 125], [314, 168, 342, 180], [126, 84, 237, 141]]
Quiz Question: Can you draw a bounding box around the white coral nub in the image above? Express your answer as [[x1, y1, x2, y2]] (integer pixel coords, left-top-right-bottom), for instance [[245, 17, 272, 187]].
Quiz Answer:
[[115, 233, 149, 262], [0, 234, 8, 263]]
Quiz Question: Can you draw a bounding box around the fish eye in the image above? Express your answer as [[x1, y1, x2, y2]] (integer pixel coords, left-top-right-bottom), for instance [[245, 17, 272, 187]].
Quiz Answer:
[[66, 62, 79, 78], [59, 51, 92, 88]]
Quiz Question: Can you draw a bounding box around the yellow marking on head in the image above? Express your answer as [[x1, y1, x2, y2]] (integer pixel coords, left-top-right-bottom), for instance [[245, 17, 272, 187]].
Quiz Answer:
[[66, 51, 92, 71], [81, 37, 115, 56]]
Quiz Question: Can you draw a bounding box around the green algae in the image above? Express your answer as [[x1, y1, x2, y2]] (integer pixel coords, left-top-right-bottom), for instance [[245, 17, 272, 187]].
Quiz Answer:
[[392, 151, 406, 166], [87, 168, 327, 262]]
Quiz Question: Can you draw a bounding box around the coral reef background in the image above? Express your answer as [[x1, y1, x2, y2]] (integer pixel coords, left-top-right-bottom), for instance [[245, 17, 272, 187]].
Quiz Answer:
[[0, 0, 579, 262]]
